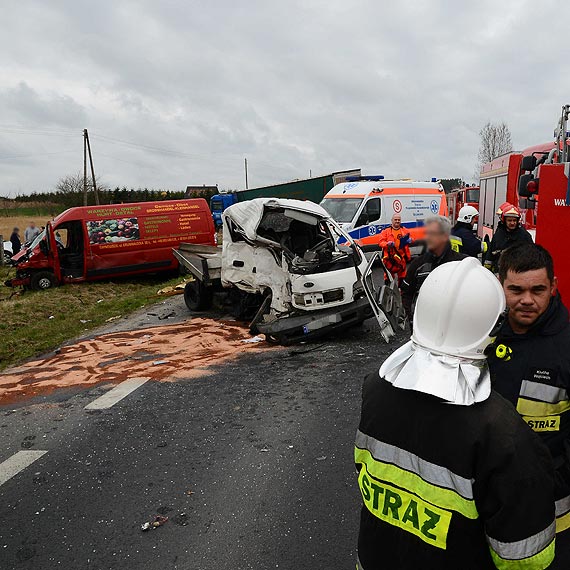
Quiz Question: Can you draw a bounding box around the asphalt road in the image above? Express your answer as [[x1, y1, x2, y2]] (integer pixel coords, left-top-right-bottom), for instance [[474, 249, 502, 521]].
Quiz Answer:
[[0, 302, 403, 570]]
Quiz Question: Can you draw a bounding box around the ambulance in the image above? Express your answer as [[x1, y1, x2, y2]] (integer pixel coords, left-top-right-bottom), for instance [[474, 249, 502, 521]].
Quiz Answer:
[[319, 176, 448, 249]]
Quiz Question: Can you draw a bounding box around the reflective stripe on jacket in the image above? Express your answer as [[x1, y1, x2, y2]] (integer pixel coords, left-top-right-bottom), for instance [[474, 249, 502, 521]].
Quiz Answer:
[[490, 294, 570, 534], [356, 373, 556, 570]]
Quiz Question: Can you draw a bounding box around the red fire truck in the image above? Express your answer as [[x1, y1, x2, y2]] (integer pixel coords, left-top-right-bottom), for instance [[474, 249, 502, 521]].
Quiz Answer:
[[446, 185, 480, 221], [478, 142, 555, 240], [478, 105, 570, 306]]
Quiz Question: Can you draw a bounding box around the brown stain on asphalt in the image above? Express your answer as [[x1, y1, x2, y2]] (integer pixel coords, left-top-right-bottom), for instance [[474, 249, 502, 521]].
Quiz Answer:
[[0, 318, 271, 405]]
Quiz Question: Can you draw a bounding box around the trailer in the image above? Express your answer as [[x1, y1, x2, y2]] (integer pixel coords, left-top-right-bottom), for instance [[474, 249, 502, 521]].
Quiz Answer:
[[209, 169, 361, 227], [174, 197, 406, 344]]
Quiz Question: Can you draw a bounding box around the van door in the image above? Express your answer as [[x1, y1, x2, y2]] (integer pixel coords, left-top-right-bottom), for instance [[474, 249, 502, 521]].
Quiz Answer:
[[353, 197, 382, 243], [45, 222, 62, 281]]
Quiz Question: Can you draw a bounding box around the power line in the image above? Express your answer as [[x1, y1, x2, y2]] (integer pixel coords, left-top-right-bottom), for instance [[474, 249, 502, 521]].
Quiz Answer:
[[0, 149, 76, 160]]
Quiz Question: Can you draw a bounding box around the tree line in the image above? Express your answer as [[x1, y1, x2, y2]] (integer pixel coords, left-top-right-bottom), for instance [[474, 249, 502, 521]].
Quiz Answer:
[[11, 172, 185, 208]]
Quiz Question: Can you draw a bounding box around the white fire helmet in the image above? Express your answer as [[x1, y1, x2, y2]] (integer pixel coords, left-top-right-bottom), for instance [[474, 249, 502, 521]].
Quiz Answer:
[[412, 257, 506, 360], [457, 205, 479, 224]]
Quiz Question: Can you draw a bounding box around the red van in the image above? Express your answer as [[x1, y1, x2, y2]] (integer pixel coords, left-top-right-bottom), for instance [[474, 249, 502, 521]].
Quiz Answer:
[[6, 199, 215, 290]]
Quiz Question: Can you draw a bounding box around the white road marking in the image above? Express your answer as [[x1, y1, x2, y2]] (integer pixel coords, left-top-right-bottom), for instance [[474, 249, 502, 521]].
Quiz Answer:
[[85, 377, 150, 410], [0, 450, 48, 487]]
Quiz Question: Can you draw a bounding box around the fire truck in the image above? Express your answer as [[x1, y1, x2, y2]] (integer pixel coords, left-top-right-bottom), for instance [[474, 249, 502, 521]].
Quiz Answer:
[[478, 142, 555, 239], [446, 185, 480, 221], [478, 105, 570, 306]]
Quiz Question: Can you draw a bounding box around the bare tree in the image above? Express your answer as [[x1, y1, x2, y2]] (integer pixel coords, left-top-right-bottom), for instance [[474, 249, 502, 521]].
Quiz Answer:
[[478, 121, 513, 165], [55, 172, 108, 207]]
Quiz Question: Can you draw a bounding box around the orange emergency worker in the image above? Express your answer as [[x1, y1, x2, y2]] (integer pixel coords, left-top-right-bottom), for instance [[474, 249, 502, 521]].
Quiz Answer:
[[378, 214, 412, 281]]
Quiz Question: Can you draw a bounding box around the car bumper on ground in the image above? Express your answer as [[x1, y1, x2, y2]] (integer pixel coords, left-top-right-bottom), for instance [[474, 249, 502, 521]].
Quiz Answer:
[[255, 296, 373, 344]]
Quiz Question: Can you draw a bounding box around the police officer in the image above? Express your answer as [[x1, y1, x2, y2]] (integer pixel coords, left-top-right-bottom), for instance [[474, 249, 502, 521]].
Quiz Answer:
[[401, 215, 464, 323], [450, 206, 484, 258], [484, 204, 533, 272], [489, 243, 570, 568], [356, 257, 556, 570]]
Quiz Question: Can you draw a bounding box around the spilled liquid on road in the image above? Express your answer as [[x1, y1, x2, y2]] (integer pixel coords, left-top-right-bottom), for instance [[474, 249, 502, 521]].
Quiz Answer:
[[0, 318, 270, 405]]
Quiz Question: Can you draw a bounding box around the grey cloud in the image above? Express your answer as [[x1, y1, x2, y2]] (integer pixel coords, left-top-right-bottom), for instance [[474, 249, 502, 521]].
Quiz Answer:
[[0, 0, 569, 195]]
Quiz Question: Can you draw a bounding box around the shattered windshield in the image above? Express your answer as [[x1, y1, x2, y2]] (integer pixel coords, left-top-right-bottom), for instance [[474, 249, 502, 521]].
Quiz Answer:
[[319, 198, 362, 223], [28, 229, 46, 249]]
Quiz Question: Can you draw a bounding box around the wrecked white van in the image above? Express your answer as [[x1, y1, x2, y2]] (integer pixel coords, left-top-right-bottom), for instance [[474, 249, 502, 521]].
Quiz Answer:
[[174, 198, 404, 344]]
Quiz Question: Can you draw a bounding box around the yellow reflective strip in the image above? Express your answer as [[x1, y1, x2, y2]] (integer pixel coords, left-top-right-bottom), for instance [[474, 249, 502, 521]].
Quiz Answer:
[[556, 511, 570, 534], [489, 539, 555, 570], [516, 398, 570, 416], [355, 447, 478, 520], [521, 415, 560, 432], [358, 465, 452, 550]]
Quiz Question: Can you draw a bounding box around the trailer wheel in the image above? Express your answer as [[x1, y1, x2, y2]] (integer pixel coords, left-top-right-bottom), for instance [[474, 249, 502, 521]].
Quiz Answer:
[[184, 280, 213, 311], [31, 271, 58, 291]]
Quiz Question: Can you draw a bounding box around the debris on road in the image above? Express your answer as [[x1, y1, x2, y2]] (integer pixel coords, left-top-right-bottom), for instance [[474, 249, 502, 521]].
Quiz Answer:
[[152, 360, 169, 366], [48, 315, 54, 319], [156, 282, 187, 296], [0, 318, 274, 405], [241, 335, 264, 344], [173, 512, 189, 526], [105, 315, 122, 323], [140, 515, 168, 532]]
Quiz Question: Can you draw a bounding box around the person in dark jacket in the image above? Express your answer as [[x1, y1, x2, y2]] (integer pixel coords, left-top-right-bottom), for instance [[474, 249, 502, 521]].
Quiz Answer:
[[484, 204, 533, 272], [489, 243, 570, 568], [357, 258, 556, 570], [9, 227, 21, 255], [401, 215, 465, 323], [450, 205, 483, 258]]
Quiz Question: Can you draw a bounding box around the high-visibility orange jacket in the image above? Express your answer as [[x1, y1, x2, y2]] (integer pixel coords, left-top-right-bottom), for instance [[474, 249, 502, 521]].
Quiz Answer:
[[378, 226, 411, 278]]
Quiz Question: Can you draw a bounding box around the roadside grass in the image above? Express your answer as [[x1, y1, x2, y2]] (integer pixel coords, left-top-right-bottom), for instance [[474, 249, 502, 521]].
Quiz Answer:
[[0, 266, 187, 371]]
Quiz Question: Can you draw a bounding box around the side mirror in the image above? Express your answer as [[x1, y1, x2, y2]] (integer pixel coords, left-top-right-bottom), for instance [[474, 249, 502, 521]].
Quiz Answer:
[[519, 198, 536, 210], [521, 155, 537, 172], [519, 173, 534, 197]]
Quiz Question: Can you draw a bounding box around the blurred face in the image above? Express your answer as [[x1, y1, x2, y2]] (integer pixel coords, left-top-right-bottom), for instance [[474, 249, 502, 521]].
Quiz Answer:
[[30, 222, 36, 229], [505, 216, 518, 230], [503, 268, 556, 333], [424, 221, 449, 255], [392, 215, 401, 230], [470, 215, 478, 228]]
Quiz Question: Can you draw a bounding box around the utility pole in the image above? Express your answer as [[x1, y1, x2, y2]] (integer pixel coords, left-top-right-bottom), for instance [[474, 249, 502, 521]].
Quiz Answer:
[[244, 158, 249, 189], [83, 129, 88, 206], [84, 129, 99, 205]]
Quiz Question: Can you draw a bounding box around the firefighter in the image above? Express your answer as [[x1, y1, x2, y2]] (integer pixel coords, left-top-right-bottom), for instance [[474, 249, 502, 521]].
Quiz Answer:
[[489, 243, 570, 568], [356, 257, 556, 570], [378, 214, 412, 283], [484, 203, 533, 272], [401, 215, 464, 323], [450, 205, 485, 258]]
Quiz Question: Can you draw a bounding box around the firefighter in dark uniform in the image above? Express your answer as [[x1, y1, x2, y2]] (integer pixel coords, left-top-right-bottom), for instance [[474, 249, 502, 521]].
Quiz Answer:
[[356, 257, 556, 570], [489, 243, 570, 568], [450, 205, 485, 258], [484, 203, 533, 272], [401, 215, 465, 323]]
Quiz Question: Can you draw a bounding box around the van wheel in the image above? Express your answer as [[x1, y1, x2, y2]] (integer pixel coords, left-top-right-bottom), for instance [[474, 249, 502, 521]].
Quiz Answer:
[[184, 280, 212, 311], [31, 271, 58, 291]]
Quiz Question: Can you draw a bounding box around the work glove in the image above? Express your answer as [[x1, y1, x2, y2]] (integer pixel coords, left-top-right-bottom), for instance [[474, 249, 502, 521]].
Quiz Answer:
[[400, 234, 412, 246]]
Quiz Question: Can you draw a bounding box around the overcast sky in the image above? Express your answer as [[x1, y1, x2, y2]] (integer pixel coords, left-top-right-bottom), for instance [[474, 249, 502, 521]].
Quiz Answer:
[[0, 0, 568, 196]]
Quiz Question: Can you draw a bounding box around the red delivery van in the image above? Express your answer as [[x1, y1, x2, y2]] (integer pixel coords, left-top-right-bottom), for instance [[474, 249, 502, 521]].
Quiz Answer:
[[6, 199, 216, 290]]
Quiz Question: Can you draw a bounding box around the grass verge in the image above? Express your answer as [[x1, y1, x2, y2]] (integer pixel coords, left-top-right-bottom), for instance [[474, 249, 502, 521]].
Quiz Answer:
[[0, 266, 186, 371]]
